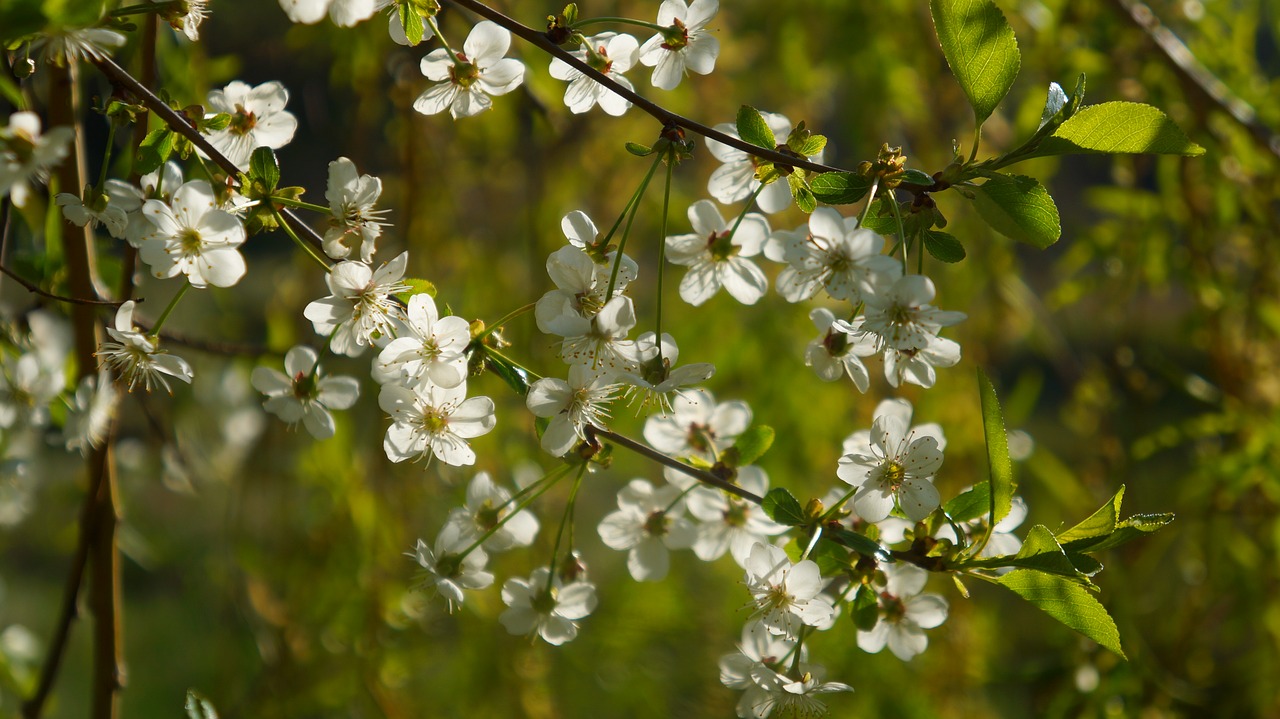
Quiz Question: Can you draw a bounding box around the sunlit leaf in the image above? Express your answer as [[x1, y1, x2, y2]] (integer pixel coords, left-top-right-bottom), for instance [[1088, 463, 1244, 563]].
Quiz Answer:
[[930, 0, 1021, 125]]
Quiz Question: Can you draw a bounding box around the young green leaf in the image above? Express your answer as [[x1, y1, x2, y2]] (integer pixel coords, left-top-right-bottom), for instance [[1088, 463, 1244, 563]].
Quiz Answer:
[[790, 175, 817, 213], [897, 168, 935, 186], [810, 172, 873, 205], [1056, 486, 1124, 545], [400, 3, 425, 46], [736, 105, 777, 149], [929, 0, 1022, 125], [1034, 102, 1205, 157], [484, 354, 531, 397], [971, 173, 1061, 248], [810, 538, 852, 576], [852, 584, 880, 631], [978, 369, 1016, 531], [733, 425, 775, 466], [923, 229, 966, 263], [1060, 513, 1176, 553], [762, 487, 806, 526], [395, 277, 438, 303], [943, 481, 990, 522], [1004, 525, 1096, 585], [136, 128, 176, 175], [994, 569, 1126, 658], [828, 527, 889, 560], [249, 147, 280, 192]]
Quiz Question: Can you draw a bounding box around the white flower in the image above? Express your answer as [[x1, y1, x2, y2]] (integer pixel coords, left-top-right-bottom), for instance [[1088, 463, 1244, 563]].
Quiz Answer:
[[203, 81, 299, 171], [32, 27, 126, 65], [619, 331, 715, 412], [804, 308, 878, 391], [556, 295, 638, 372], [743, 543, 836, 638], [841, 398, 946, 456], [373, 293, 469, 389], [534, 243, 637, 337], [597, 478, 696, 582], [413, 21, 527, 119], [526, 364, 620, 457], [154, 0, 209, 40], [108, 162, 186, 246], [409, 522, 493, 612], [96, 301, 194, 393], [499, 567, 598, 645], [881, 335, 962, 389], [304, 252, 410, 357], [279, 0, 377, 26], [323, 156, 389, 263], [767, 208, 901, 304], [836, 412, 943, 523], [748, 665, 854, 718], [0, 352, 66, 429], [719, 622, 803, 718], [638, 0, 720, 90], [856, 563, 948, 661], [855, 274, 967, 351], [63, 371, 116, 455], [666, 200, 770, 306], [643, 388, 751, 462], [250, 345, 360, 440], [55, 191, 128, 238], [378, 381, 495, 466], [0, 112, 72, 208], [687, 466, 787, 567], [136, 180, 248, 288], [549, 32, 639, 116], [706, 111, 822, 214], [443, 472, 539, 553]]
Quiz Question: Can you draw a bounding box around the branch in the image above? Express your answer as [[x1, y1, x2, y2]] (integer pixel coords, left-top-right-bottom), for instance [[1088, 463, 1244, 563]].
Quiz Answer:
[[1106, 0, 1280, 160], [88, 56, 332, 258], [446, 0, 852, 176], [585, 425, 765, 504], [0, 263, 130, 306]]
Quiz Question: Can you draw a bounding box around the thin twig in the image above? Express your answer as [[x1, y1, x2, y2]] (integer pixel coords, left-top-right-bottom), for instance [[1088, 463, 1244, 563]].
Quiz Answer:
[[446, 0, 852, 177], [1106, 0, 1280, 159], [0, 264, 129, 306], [89, 56, 331, 257], [585, 425, 764, 504]]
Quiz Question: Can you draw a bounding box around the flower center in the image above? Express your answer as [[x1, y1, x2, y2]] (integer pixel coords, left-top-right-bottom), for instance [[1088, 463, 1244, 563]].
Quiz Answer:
[[178, 227, 203, 253], [450, 58, 481, 89], [706, 230, 737, 261], [476, 500, 502, 530], [228, 103, 257, 136], [882, 460, 905, 490], [723, 501, 748, 528], [822, 328, 850, 357], [422, 409, 449, 433], [586, 45, 613, 73], [291, 370, 317, 400], [642, 509, 670, 537], [531, 587, 559, 615], [661, 19, 690, 51], [686, 422, 715, 453]]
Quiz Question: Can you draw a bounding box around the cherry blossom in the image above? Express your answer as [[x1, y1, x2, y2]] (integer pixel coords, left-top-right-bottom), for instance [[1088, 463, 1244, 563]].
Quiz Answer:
[[643, 388, 751, 462], [767, 208, 901, 304], [499, 567, 598, 645], [743, 543, 836, 638], [279, 0, 378, 26], [804, 307, 878, 391], [836, 412, 943, 523], [706, 111, 822, 214], [597, 479, 696, 582], [443, 472, 540, 553], [203, 81, 298, 171], [549, 32, 640, 116], [526, 365, 620, 457], [666, 200, 771, 306], [413, 21, 527, 119], [323, 156, 389, 263], [373, 293, 470, 389], [409, 522, 493, 612], [0, 112, 72, 208], [250, 345, 360, 440], [687, 466, 787, 567], [638, 0, 721, 90], [856, 563, 948, 661], [136, 180, 248, 288], [96, 301, 194, 393], [304, 252, 410, 357], [378, 381, 495, 466]]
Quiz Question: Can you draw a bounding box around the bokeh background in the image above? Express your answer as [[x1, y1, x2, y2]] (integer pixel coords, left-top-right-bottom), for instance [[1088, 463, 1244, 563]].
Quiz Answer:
[[2, 0, 1279, 716]]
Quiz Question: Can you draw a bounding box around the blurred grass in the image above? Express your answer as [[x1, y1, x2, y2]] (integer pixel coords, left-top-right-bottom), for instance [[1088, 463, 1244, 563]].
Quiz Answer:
[[2, 0, 1279, 716]]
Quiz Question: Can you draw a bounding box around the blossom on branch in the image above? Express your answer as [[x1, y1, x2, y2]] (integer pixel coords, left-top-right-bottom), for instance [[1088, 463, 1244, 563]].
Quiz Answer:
[[665, 200, 770, 306], [137, 180, 248, 288], [251, 345, 360, 440], [413, 21, 527, 120], [0, 112, 72, 208], [304, 252, 410, 357], [96, 301, 194, 393], [638, 0, 721, 90], [549, 32, 640, 116], [323, 156, 389, 263], [203, 81, 298, 171], [378, 381, 495, 466]]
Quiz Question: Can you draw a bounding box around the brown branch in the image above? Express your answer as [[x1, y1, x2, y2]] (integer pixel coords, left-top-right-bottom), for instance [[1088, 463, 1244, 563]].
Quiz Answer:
[[446, 0, 854, 176], [89, 55, 331, 258], [0, 264, 130, 306], [1106, 0, 1280, 160], [584, 425, 765, 504]]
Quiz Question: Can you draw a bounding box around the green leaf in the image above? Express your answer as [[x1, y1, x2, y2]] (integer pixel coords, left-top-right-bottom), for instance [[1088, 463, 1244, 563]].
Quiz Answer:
[[971, 173, 1061, 248], [810, 172, 873, 205], [762, 488, 806, 526], [810, 538, 852, 576], [736, 105, 776, 149], [135, 128, 175, 176], [898, 168, 935, 186], [929, 0, 1021, 125], [923, 229, 966, 263], [789, 174, 816, 213], [943, 481, 990, 522], [199, 112, 232, 132], [851, 584, 880, 631], [484, 354, 530, 397], [185, 690, 220, 719], [978, 369, 1015, 530], [400, 2, 424, 45], [733, 425, 775, 466], [624, 142, 653, 157], [1061, 513, 1176, 553], [249, 147, 280, 192], [1057, 486, 1124, 545], [394, 277, 437, 303], [791, 133, 827, 158], [828, 527, 889, 560], [1034, 102, 1205, 156], [994, 569, 1126, 658], [1001, 525, 1095, 585]]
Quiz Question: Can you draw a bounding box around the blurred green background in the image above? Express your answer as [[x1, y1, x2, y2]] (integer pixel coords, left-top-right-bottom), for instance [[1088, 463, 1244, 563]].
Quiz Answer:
[[3, 0, 1280, 716]]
